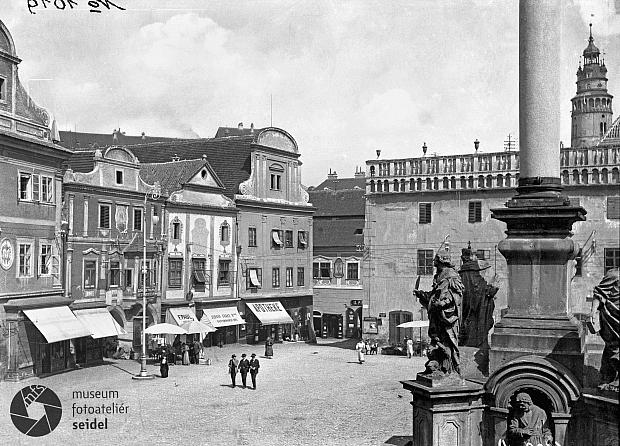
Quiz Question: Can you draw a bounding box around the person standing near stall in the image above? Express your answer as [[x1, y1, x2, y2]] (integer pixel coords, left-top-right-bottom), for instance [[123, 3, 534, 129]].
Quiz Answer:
[[182, 342, 190, 366], [160, 352, 169, 378], [406, 337, 414, 359], [249, 353, 260, 389], [265, 337, 274, 359], [228, 354, 239, 388]]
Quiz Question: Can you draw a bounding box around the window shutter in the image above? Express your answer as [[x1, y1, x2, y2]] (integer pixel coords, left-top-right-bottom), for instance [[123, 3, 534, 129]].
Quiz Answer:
[[607, 196, 620, 219], [468, 202, 475, 222], [33, 175, 40, 201]]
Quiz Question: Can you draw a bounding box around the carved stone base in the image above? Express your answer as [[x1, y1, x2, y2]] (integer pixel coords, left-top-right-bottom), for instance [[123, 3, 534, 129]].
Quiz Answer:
[[401, 377, 485, 446], [569, 389, 619, 446]]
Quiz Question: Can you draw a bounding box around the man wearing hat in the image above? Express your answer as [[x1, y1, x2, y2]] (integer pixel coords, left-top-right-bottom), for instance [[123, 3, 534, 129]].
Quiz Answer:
[[227, 354, 239, 388], [249, 353, 260, 389], [459, 242, 500, 348], [238, 354, 250, 388], [414, 247, 465, 375], [507, 392, 552, 446]]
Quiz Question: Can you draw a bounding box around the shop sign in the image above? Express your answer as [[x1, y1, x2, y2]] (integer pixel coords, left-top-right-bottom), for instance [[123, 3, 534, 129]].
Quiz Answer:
[[379, 312, 386, 318], [350, 299, 362, 306], [0, 238, 15, 270], [363, 317, 378, 334]]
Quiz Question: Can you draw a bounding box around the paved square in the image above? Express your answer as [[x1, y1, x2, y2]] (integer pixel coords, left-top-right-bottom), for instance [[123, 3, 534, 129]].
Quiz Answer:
[[1, 340, 424, 445]]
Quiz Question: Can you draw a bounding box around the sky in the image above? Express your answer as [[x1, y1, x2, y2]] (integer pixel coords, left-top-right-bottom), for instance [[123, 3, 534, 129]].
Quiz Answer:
[[2, 0, 619, 186]]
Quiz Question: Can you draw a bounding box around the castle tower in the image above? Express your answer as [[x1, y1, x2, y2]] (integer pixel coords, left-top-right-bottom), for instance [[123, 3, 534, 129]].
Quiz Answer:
[[571, 24, 614, 148]]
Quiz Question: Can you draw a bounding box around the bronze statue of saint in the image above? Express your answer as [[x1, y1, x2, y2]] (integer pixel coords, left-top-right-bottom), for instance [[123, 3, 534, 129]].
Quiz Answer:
[[588, 268, 619, 391], [414, 251, 464, 375], [458, 243, 500, 348], [507, 392, 553, 446]]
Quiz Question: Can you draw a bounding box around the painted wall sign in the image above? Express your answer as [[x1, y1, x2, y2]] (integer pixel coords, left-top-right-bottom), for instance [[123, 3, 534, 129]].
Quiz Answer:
[[0, 238, 15, 271]]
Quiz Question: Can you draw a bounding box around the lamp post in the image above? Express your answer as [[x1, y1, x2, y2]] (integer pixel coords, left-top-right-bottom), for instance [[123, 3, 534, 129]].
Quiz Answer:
[[133, 183, 161, 380]]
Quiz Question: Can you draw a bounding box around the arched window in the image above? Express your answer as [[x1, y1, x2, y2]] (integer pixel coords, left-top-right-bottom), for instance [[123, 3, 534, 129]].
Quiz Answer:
[[377, 181, 382, 192], [497, 174, 504, 187], [426, 178, 432, 190], [370, 180, 375, 192], [589, 98, 594, 108], [595, 98, 601, 108], [486, 175, 493, 188], [478, 175, 485, 188], [433, 177, 439, 190], [600, 122, 605, 136], [468, 176, 474, 188], [601, 168, 609, 183], [572, 170, 580, 184], [591, 169, 599, 184], [505, 173, 512, 187], [450, 177, 457, 189], [384, 180, 389, 191], [220, 221, 230, 244], [443, 177, 449, 189], [400, 179, 406, 192], [581, 169, 589, 184], [561, 170, 569, 185], [409, 179, 414, 191], [612, 168, 619, 183], [460, 176, 467, 189], [416, 178, 422, 191], [394, 179, 399, 191]]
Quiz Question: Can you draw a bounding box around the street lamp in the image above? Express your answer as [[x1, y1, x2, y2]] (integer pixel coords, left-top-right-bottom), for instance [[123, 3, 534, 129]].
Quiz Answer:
[[133, 183, 161, 380]]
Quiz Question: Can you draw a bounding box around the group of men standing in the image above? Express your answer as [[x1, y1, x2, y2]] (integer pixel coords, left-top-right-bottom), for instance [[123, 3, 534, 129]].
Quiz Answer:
[[228, 353, 260, 389]]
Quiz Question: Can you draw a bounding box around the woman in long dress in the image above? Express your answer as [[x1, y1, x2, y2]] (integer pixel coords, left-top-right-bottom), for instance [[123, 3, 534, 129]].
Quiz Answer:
[[355, 339, 365, 364], [182, 343, 190, 366], [160, 354, 169, 378], [264, 337, 274, 358]]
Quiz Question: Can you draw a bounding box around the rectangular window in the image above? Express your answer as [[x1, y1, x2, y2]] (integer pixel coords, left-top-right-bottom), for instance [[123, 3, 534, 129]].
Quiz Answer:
[[115, 170, 124, 185], [0, 77, 4, 100], [125, 269, 133, 288], [39, 243, 52, 276], [319, 262, 331, 279], [476, 249, 491, 261], [270, 174, 281, 190], [247, 268, 262, 289], [604, 248, 620, 272], [285, 230, 293, 248], [19, 173, 31, 200], [271, 229, 283, 249], [172, 222, 181, 241], [139, 260, 155, 288], [468, 201, 482, 223], [220, 224, 230, 243], [347, 263, 359, 280], [313, 262, 320, 279], [272, 267, 280, 288], [84, 260, 97, 288], [40, 176, 53, 203], [607, 196, 620, 219], [99, 204, 111, 228], [286, 267, 293, 287], [297, 231, 307, 249], [32, 174, 40, 201], [417, 249, 434, 275], [109, 261, 121, 287], [133, 208, 143, 231], [419, 203, 432, 224], [168, 258, 183, 288], [248, 227, 257, 247], [218, 260, 230, 286], [18, 243, 33, 277], [297, 267, 305, 286]]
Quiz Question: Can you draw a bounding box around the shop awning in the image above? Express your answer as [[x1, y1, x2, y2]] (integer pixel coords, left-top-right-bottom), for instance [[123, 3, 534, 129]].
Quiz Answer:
[[193, 270, 207, 283], [246, 301, 293, 325], [23, 306, 92, 343], [249, 269, 261, 287], [201, 307, 245, 328], [166, 307, 197, 326], [73, 308, 126, 339]]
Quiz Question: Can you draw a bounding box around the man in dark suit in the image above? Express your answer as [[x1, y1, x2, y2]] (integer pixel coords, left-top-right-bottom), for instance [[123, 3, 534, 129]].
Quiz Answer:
[[238, 353, 250, 388], [228, 354, 239, 388], [249, 353, 260, 389]]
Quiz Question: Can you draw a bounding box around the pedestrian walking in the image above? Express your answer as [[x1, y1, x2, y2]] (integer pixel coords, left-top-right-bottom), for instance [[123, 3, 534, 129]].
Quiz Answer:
[[265, 337, 274, 359], [160, 353, 169, 378], [249, 353, 260, 389], [406, 337, 414, 359], [355, 339, 366, 364], [239, 353, 250, 388], [193, 339, 202, 364], [182, 343, 190, 366], [228, 354, 239, 388]]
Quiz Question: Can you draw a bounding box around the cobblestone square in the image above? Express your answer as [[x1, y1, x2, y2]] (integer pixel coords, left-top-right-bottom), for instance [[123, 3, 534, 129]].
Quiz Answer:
[[1, 340, 423, 446]]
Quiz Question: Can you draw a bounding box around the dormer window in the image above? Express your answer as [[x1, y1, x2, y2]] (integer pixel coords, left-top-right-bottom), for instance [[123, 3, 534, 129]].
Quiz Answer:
[[115, 170, 124, 185], [269, 163, 284, 191]]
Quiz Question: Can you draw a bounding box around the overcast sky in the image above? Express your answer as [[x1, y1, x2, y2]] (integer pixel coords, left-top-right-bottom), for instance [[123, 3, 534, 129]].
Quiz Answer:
[[3, 0, 619, 186]]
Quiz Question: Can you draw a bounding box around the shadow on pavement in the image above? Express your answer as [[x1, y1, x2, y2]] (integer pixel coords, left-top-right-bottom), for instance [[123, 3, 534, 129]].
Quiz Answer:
[[109, 362, 138, 376], [314, 338, 358, 350], [384, 435, 413, 446]]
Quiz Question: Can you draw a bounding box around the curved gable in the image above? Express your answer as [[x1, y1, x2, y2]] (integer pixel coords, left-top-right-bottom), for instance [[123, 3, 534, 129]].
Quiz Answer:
[[104, 147, 138, 165], [0, 21, 16, 56], [255, 128, 298, 154]]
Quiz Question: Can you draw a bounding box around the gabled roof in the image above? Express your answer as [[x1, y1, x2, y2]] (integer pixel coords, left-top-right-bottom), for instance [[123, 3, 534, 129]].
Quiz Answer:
[[140, 159, 222, 196], [214, 125, 262, 138], [58, 130, 185, 150], [309, 188, 366, 217], [314, 176, 366, 191], [313, 218, 365, 248]]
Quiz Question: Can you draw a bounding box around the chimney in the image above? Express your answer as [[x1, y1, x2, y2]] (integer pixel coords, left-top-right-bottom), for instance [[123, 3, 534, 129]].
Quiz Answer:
[[224, 129, 230, 136], [238, 122, 244, 130], [327, 169, 338, 180], [202, 154, 207, 160], [112, 129, 118, 142], [250, 123, 254, 133], [172, 154, 180, 162], [141, 132, 146, 140], [354, 166, 365, 178]]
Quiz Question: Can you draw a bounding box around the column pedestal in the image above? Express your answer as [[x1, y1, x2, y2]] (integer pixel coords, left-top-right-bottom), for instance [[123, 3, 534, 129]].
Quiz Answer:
[[401, 375, 485, 446]]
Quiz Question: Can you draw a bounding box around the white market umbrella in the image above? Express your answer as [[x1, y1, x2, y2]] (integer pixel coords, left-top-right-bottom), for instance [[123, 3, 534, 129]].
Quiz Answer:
[[144, 323, 187, 335], [397, 321, 429, 329], [180, 320, 216, 335]]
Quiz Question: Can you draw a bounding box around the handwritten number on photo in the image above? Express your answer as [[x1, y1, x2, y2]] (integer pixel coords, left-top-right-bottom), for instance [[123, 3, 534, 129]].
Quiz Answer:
[[27, 0, 125, 14]]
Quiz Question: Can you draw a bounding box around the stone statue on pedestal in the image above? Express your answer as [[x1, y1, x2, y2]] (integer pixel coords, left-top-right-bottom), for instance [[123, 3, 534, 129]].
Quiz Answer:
[[414, 250, 465, 375], [459, 243, 500, 348], [507, 392, 553, 446], [588, 268, 619, 391]]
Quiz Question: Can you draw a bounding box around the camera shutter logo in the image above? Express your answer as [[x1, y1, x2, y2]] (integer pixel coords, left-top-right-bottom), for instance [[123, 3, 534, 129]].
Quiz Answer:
[[10, 385, 62, 437]]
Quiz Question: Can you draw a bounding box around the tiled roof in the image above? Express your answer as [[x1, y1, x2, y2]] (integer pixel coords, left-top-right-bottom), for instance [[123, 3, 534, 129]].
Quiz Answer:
[[58, 130, 185, 150], [313, 217, 365, 248], [313, 177, 366, 191], [214, 125, 262, 138], [308, 188, 366, 217], [140, 159, 211, 195]]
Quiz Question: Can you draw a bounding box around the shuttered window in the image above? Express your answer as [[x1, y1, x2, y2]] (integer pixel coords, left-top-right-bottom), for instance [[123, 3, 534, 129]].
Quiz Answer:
[[419, 203, 432, 224], [607, 196, 620, 219], [99, 204, 111, 228], [468, 201, 482, 222], [417, 250, 434, 275], [168, 259, 183, 288]]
